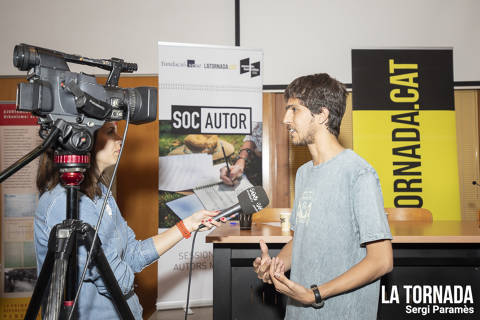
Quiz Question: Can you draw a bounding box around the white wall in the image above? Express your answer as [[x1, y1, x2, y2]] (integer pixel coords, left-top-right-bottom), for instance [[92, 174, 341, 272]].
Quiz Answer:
[[0, 0, 235, 76], [1, 0, 479, 84], [241, 0, 480, 84]]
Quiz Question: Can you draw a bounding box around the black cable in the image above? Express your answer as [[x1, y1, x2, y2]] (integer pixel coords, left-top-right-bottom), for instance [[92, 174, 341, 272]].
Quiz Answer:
[[67, 109, 131, 320], [184, 229, 200, 320]]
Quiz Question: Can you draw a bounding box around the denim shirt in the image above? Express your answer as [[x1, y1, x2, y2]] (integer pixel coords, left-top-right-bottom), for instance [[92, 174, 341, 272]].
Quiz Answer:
[[34, 184, 159, 319]]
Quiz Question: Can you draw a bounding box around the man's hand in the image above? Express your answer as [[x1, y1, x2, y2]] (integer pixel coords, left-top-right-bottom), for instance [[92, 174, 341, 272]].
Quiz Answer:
[[253, 240, 273, 284], [220, 160, 245, 185], [269, 257, 315, 305]]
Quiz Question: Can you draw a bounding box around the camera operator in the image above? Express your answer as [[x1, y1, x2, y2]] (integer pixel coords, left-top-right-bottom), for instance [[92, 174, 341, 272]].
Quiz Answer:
[[34, 122, 223, 319]]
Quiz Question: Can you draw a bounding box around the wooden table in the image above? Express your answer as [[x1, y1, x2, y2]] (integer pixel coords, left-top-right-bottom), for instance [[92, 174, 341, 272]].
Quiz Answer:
[[209, 214, 480, 244], [206, 209, 480, 320]]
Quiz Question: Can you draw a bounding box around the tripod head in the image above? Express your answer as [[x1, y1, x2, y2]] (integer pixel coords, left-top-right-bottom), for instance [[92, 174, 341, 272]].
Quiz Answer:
[[55, 152, 90, 209]]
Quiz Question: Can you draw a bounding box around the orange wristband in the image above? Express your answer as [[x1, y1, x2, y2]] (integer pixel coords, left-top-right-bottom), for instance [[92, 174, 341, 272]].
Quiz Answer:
[[176, 220, 191, 239]]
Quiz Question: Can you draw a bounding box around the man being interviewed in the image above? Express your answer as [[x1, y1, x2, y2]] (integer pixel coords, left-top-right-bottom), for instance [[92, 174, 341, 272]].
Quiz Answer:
[[253, 73, 393, 319]]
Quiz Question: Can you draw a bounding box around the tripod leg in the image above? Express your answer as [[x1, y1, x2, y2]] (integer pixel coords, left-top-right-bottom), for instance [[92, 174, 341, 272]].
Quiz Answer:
[[44, 257, 68, 320], [24, 249, 55, 320], [39, 222, 77, 320], [82, 225, 135, 320], [65, 187, 79, 311]]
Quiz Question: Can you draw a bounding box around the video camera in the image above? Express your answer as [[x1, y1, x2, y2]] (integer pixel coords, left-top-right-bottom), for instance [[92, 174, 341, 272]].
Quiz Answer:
[[14, 44, 157, 153]]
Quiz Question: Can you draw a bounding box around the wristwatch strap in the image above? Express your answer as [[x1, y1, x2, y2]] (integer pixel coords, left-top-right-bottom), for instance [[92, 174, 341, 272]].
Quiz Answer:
[[310, 284, 324, 309]]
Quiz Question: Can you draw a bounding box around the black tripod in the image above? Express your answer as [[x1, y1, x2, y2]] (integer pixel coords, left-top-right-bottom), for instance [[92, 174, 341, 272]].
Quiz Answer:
[[0, 121, 134, 320]]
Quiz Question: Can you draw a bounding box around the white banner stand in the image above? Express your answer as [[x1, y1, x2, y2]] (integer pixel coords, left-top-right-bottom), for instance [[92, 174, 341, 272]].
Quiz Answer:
[[156, 228, 213, 310]]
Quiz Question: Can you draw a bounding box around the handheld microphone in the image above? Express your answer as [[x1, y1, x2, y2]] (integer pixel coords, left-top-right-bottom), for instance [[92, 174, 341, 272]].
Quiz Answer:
[[473, 181, 480, 187], [198, 186, 269, 229]]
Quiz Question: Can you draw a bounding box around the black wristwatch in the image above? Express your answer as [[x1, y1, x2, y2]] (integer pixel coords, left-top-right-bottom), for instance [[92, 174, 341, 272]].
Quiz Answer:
[[310, 284, 324, 309]]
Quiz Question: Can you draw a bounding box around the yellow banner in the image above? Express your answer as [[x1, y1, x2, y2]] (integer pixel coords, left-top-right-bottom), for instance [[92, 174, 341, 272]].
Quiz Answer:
[[352, 49, 460, 220], [353, 110, 461, 220]]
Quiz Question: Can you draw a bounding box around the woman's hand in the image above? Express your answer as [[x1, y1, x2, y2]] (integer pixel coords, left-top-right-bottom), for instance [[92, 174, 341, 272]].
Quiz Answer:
[[183, 210, 225, 232]]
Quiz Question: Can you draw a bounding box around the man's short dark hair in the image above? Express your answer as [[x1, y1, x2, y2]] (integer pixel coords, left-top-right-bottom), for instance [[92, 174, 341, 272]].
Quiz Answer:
[[284, 73, 347, 137]]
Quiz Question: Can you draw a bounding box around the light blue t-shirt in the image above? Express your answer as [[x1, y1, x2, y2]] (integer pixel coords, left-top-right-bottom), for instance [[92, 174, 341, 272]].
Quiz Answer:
[[34, 184, 160, 320], [286, 149, 392, 320]]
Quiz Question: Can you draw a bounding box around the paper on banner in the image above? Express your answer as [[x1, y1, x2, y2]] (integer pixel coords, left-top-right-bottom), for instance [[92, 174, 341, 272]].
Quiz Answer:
[[193, 175, 253, 210], [158, 154, 220, 191]]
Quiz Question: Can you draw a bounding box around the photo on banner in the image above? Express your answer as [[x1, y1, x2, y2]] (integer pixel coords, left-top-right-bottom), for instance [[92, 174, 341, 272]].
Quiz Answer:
[[352, 49, 460, 220], [0, 103, 41, 319], [156, 42, 263, 309]]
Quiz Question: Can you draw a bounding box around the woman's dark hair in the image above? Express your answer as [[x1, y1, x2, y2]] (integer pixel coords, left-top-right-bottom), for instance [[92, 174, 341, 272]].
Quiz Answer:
[[284, 73, 347, 137], [36, 132, 105, 200]]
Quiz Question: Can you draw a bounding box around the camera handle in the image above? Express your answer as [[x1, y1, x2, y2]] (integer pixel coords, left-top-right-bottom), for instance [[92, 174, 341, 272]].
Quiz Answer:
[[105, 57, 136, 87], [15, 44, 137, 87]]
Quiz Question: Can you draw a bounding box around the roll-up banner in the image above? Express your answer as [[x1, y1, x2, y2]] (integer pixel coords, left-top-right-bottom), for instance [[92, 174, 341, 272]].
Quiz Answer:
[[352, 49, 460, 220], [157, 42, 263, 309]]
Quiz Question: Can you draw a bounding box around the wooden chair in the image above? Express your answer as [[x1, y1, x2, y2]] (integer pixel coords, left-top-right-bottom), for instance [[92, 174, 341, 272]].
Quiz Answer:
[[385, 208, 433, 222]]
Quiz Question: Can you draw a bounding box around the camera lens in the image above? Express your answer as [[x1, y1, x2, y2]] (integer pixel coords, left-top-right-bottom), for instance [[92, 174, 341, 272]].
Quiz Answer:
[[13, 44, 39, 71]]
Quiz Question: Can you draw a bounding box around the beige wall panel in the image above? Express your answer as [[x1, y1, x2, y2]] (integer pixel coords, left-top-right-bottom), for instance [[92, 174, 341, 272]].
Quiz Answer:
[[455, 90, 479, 221]]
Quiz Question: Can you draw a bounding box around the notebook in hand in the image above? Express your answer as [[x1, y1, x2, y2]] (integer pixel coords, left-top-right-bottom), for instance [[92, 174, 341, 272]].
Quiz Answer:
[[193, 175, 254, 211]]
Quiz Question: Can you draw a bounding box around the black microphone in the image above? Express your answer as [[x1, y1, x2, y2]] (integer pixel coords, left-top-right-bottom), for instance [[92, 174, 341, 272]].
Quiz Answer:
[[198, 186, 269, 229], [473, 181, 480, 187]]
